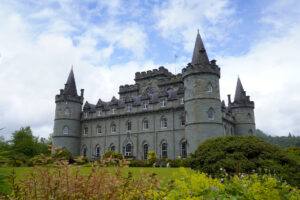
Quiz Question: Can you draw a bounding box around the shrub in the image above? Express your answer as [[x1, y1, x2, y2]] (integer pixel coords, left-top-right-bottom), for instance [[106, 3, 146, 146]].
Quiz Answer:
[[147, 151, 158, 164], [190, 136, 300, 187], [129, 160, 151, 167], [166, 168, 300, 200], [103, 151, 123, 160]]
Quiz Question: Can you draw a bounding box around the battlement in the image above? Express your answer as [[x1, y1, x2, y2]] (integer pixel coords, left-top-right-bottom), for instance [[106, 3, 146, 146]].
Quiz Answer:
[[182, 60, 220, 78], [135, 66, 173, 81], [158, 73, 183, 87], [55, 93, 83, 104], [119, 84, 139, 95]]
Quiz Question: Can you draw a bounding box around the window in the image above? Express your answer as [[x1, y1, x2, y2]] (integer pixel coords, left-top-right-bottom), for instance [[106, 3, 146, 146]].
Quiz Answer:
[[84, 127, 88, 135], [84, 112, 88, 118], [161, 142, 167, 159], [125, 143, 132, 157], [110, 145, 116, 151], [63, 126, 69, 134], [64, 108, 70, 116], [143, 103, 148, 110], [143, 143, 148, 160], [127, 105, 132, 112], [248, 129, 253, 135], [97, 126, 102, 134], [180, 115, 185, 126], [180, 97, 184, 104], [127, 121, 132, 131], [247, 113, 252, 120], [111, 123, 116, 133], [82, 145, 87, 157], [208, 108, 214, 120], [206, 83, 213, 92], [97, 110, 101, 116], [181, 141, 187, 158], [161, 99, 166, 107], [161, 116, 167, 128], [143, 119, 149, 130], [112, 108, 116, 114], [95, 145, 100, 158]]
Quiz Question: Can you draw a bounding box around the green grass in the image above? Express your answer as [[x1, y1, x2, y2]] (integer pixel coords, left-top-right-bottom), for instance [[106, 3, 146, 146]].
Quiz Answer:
[[0, 167, 194, 195]]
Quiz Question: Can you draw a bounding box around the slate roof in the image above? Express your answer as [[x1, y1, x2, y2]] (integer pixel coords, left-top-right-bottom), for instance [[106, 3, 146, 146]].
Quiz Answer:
[[63, 68, 78, 96], [234, 77, 247, 103], [191, 31, 210, 65]]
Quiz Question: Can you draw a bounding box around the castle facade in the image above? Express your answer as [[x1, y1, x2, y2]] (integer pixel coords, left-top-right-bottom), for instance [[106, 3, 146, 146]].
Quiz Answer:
[[53, 32, 256, 160]]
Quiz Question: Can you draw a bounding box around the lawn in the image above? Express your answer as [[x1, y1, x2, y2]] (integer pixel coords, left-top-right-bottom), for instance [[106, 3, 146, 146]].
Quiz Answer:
[[0, 167, 194, 195]]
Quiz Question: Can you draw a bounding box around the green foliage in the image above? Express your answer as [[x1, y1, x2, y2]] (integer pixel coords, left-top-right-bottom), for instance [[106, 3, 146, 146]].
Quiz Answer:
[[190, 136, 300, 187], [146, 151, 158, 164], [256, 129, 300, 148], [165, 168, 300, 200], [103, 151, 123, 160], [129, 160, 151, 167]]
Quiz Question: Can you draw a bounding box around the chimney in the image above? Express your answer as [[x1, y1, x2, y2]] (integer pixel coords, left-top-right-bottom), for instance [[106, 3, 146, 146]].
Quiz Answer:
[[80, 89, 84, 97], [227, 94, 231, 104]]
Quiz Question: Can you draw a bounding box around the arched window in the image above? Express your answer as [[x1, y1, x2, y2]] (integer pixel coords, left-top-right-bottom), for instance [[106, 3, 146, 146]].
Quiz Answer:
[[206, 82, 213, 92], [161, 116, 167, 128], [64, 108, 70, 116], [143, 103, 148, 110], [247, 113, 252, 120], [125, 143, 132, 157], [82, 145, 87, 157], [127, 121, 132, 131], [180, 115, 185, 126], [143, 119, 149, 130], [143, 143, 148, 160], [111, 122, 116, 133], [110, 143, 116, 152], [207, 108, 214, 120], [95, 145, 100, 158], [161, 141, 168, 159], [63, 126, 69, 134], [248, 129, 253, 135], [181, 140, 187, 158], [97, 125, 102, 134]]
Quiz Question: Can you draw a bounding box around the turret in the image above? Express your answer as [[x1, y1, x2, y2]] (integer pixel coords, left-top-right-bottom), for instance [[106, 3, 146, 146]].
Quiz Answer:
[[182, 31, 223, 154], [52, 67, 83, 156], [230, 77, 255, 135]]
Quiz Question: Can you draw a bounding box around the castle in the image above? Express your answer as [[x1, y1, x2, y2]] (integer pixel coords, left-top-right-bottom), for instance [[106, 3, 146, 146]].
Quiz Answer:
[[53, 32, 256, 160]]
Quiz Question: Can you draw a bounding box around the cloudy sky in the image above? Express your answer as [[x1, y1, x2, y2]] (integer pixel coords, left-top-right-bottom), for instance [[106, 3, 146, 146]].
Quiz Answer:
[[0, 0, 300, 139]]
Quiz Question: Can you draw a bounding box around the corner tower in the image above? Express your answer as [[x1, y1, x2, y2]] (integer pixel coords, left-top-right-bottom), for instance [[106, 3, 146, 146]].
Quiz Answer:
[[53, 68, 84, 156], [182, 31, 223, 153], [231, 77, 255, 135]]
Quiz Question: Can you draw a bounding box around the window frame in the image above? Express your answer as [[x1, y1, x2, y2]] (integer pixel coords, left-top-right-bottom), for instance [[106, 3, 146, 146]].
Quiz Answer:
[[143, 143, 148, 160], [161, 142, 168, 159], [127, 121, 132, 131], [143, 119, 149, 130], [84, 127, 88, 135], [161, 116, 168, 128], [63, 126, 69, 135], [111, 123, 116, 133], [97, 125, 102, 134]]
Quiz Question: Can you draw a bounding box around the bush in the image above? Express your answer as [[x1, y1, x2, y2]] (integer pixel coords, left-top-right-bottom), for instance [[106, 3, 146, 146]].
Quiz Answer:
[[146, 151, 158, 165], [190, 136, 300, 187], [129, 160, 151, 167], [103, 151, 123, 160]]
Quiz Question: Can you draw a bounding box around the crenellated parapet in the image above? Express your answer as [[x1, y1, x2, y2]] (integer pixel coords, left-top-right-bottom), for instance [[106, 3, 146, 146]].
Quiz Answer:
[[119, 84, 139, 95], [158, 73, 183, 87], [135, 66, 173, 81], [182, 60, 220, 79], [55, 93, 83, 104]]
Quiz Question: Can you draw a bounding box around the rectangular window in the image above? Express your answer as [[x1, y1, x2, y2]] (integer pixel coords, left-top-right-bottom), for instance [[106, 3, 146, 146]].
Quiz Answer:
[[112, 108, 115, 114], [97, 110, 101, 116], [127, 121, 132, 131], [97, 126, 102, 134], [127, 105, 132, 112], [84, 127, 88, 135], [84, 112, 88, 118], [161, 100, 166, 107]]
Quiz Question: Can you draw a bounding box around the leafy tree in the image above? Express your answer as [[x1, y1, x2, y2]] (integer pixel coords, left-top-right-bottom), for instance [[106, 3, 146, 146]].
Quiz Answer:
[[190, 136, 300, 187]]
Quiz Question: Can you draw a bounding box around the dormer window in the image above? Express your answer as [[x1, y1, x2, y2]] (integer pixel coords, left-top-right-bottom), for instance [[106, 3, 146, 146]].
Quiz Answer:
[[112, 108, 116, 115], [161, 99, 166, 107], [180, 97, 184, 104], [127, 105, 132, 112], [97, 110, 101, 117], [143, 103, 148, 110]]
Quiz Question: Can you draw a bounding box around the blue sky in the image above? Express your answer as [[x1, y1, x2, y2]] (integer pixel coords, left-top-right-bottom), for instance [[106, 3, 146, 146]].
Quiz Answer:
[[0, 0, 300, 139]]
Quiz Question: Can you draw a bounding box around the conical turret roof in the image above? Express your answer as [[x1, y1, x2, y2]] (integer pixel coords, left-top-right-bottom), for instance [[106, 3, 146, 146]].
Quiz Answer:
[[63, 67, 78, 96], [234, 77, 246, 102], [191, 31, 210, 65]]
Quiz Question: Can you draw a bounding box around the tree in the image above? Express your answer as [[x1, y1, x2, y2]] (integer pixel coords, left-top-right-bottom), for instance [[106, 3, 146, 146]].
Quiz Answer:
[[190, 136, 300, 187], [11, 127, 38, 157]]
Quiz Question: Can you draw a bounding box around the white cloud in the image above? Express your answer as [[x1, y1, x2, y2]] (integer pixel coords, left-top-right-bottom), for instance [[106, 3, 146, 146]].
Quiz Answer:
[[154, 0, 237, 52]]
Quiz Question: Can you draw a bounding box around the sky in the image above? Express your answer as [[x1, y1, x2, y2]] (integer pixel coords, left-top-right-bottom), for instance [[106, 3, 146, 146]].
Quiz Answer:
[[0, 0, 300, 139]]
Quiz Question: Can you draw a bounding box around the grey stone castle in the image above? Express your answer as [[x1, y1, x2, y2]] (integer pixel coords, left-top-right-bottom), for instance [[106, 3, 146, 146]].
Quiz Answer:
[[53, 32, 256, 160]]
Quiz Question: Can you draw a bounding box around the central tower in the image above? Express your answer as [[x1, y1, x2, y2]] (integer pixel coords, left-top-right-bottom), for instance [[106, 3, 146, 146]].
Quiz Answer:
[[183, 32, 223, 153]]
